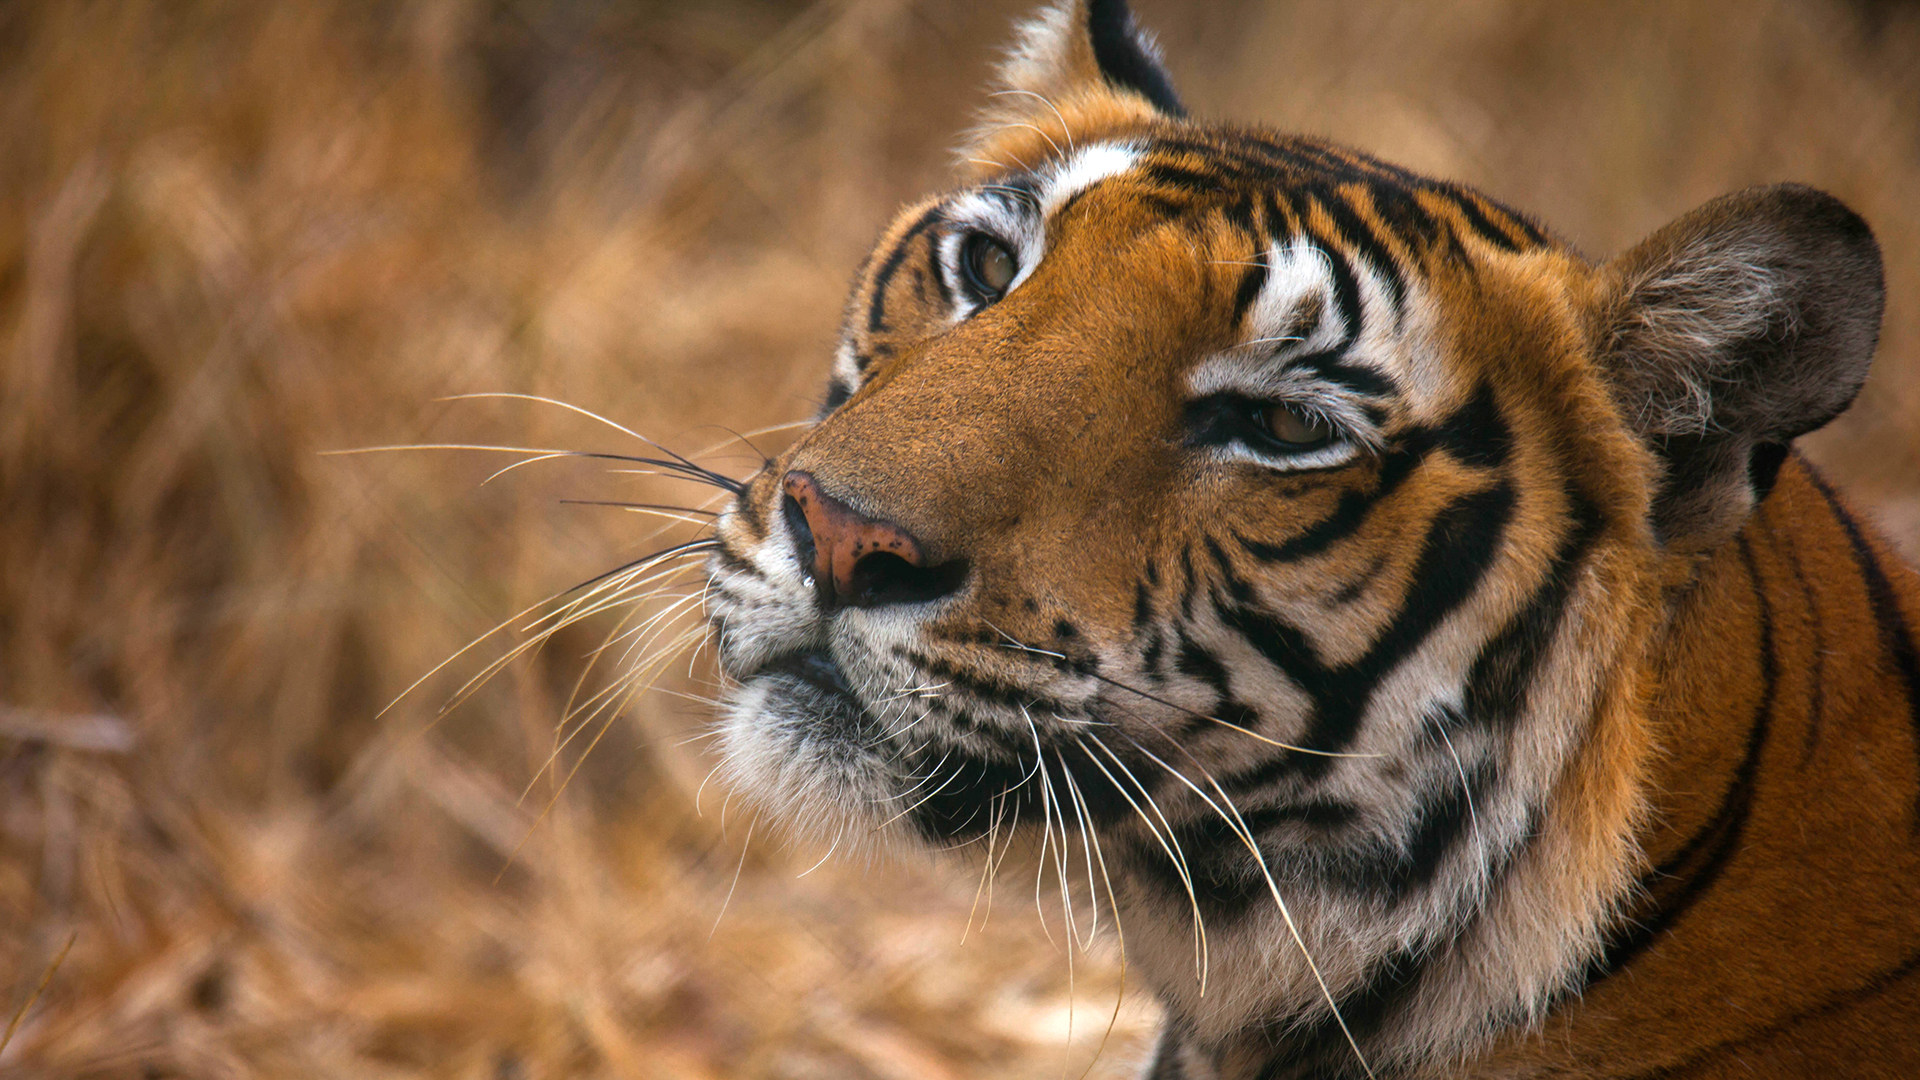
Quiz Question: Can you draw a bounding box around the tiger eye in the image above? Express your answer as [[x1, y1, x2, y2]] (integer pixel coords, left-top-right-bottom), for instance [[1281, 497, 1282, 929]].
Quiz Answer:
[[1260, 404, 1334, 447], [963, 233, 1018, 296]]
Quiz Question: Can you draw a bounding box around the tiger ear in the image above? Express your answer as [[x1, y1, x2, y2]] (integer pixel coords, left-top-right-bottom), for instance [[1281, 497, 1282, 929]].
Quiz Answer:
[[969, 0, 1184, 160], [1597, 184, 1884, 551]]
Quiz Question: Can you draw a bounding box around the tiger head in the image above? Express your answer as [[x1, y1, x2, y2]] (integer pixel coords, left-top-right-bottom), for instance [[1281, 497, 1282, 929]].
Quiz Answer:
[[703, 0, 1884, 1073]]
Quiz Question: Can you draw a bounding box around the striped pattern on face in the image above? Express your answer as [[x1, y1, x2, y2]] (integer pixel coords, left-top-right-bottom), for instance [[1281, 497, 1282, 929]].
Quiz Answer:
[[705, 120, 1658, 1077], [689, 4, 1912, 1077]]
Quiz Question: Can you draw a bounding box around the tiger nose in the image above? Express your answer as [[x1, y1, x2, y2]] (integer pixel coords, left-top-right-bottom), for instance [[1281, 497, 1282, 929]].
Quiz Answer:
[[780, 471, 965, 610]]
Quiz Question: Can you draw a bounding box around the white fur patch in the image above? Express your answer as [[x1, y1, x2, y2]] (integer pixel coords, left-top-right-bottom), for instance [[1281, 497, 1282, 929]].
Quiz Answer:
[[1038, 140, 1144, 216], [1184, 238, 1403, 468], [935, 141, 1144, 321]]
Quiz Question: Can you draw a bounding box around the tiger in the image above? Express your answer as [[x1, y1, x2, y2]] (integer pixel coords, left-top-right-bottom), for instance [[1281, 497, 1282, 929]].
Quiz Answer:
[[698, 1, 1920, 1076]]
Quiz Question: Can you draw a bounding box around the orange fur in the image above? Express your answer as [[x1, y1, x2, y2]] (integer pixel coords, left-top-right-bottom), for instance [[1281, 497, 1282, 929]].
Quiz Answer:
[[706, 3, 1919, 1076]]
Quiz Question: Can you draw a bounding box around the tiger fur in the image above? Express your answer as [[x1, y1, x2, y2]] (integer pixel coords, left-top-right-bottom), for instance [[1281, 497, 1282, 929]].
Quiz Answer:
[[700, 2, 1920, 1076]]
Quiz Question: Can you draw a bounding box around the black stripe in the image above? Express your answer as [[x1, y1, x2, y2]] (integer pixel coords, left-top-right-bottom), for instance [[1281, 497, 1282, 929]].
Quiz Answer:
[[1141, 162, 1225, 197], [1289, 350, 1394, 398], [925, 237, 952, 308], [1503, 207, 1550, 247], [1139, 193, 1187, 221], [1774, 527, 1829, 766], [1260, 189, 1292, 239], [1331, 550, 1391, 603], [1277, 186, 1314, 243], [1438, 184, 1524, 253], [1232, 245, 1270, 325], [897, 646, 1070, 717], [1178, 543, 1197, 619], [1391, 748, 1493, 900], [1312, 231, 1365, 346], [866, 206, 943, 332], [1173, 631, 1239, 738], [1368, 182, 1442, 249], [1428, 380, 1510, 468], [1315, 186, 1406, 315], [1463, 487, 1605, 730], [1621, 946, 1920, 1080], [1748, 441, 1790, 501], [1202, 534, 1254, 604], [1140, 627, 1165, 678], [1174, 632, 1229, 692], [1222, 191, 1260, 240], [1253, 945, 1430, 1080], [1807, 468, 1920, 833], [1145, 133, 1538, 263], [1219, 481, 1517, 787], [1237, 383, 1505, 566], [1240, 488, 1374, 564], [905, 737, 1150, 842], [706, 543, 757, 577], [1588, 533, 1778, 982]]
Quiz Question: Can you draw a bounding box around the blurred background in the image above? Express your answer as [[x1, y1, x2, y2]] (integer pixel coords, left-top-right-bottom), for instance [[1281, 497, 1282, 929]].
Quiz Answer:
[[2, 1, 1917, 1076]]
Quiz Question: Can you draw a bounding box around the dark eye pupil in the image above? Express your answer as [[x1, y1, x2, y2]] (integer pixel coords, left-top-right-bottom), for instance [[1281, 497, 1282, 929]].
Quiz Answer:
[[964, 234, 1017, 296]]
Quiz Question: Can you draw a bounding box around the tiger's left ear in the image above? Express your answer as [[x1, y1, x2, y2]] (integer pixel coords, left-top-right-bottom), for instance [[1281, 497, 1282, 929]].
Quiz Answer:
[[1597, 183, 1884, 551], [969, 0, 1184, 160]]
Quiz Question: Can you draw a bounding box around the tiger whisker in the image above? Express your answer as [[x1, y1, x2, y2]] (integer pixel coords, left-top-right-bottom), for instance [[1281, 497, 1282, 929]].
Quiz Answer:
[[889, 701, 940, 737], [795, 823, 846, 877], [874, 680, 950, 703], [1077, 732, 1212, 992], [324, 442, 744, 493], [522, 618, 709, 803], [695, 759, 726, 817], [888, 747, 956, 797], [1057, 746, 1102, 949], [1122, 731, 1377, 1080], [441, 392, 746, 493], [988, 89, 1077, 155], [521, 606, 709, 798], [1020, 708, 1062, 949], [560, 498, 720, 517], [986, 631, 1378, 758], [1041, 744, 1080, 953], [872, 755, 966, 830], [1004, 120, 1066, 161], [962, 794, 1010, 943], [1073, 760, 1131, 1080], [1433, 720, 1482, 855], [708, 814, 757, 941], [375, 537, 703, 725]]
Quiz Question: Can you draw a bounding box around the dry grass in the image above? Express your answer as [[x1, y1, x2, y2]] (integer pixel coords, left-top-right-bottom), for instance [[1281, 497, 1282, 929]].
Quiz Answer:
[[1, 1, 1916, 1077]]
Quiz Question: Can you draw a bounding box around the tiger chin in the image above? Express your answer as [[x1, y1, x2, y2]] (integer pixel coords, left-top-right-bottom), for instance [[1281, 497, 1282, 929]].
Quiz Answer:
[[699, 1, 1920, 1076]]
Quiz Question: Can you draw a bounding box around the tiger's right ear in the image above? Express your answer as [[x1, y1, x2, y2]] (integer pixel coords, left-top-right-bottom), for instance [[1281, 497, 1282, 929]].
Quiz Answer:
[[966, 0, 1184, 165]]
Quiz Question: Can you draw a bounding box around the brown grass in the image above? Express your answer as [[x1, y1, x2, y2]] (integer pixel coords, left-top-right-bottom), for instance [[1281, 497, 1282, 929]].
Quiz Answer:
[[1, 1, 1916, 1076]]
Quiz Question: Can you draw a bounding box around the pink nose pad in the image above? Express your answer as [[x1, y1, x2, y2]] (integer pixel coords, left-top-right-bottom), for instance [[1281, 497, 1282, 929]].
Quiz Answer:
[[781, 471, 925, 602]]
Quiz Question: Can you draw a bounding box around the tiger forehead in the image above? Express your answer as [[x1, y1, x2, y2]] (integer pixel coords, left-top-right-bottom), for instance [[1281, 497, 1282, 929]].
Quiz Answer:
[[838, 131, 1562, 397], [960, 131, 1557, 260]]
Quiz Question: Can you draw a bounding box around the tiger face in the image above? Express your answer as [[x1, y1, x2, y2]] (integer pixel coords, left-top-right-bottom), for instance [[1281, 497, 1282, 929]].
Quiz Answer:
[[701, 1, 1889, 1075]]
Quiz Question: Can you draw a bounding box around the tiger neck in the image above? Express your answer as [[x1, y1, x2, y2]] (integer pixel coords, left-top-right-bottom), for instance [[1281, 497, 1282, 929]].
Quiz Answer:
[[1629, 456, 1920, 935], [1174, 455, 1920, 1080], [1470, 454, 1920, 1077]]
